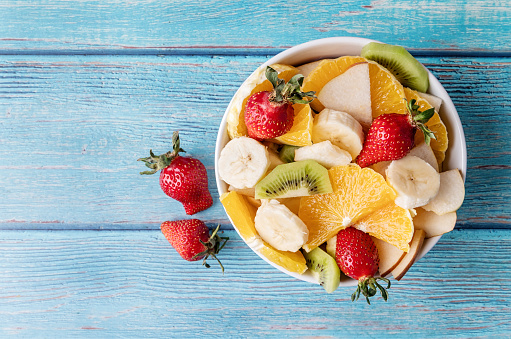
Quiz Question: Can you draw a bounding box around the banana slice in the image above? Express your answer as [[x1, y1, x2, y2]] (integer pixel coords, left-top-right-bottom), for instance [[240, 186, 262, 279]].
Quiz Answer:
[[312, 108, 364, 159], [386, 155, 440, 209], [294, 140, 351, 169], [254, 199, 309, 252], [218, 136, 270, 189]]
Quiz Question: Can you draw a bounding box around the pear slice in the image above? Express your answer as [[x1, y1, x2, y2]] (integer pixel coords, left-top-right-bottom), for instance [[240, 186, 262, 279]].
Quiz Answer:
[[408, 142, 439, 172], [418, 92, 443, 113], [413, 207, 457, 238], [372, 237, 406, 277], [391, 229, 425, 281], [422, 169, 465, 215], [317, 62, 372, 129], [297, 60, 325, 78]]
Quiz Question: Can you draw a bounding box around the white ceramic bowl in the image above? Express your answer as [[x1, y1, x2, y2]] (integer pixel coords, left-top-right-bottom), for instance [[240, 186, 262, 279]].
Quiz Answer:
[[215, 37, 467, 286]]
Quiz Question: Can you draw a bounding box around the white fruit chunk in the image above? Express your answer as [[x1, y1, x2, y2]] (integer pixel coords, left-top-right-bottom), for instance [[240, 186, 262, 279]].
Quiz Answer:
[[312, 108, 364, 159], [418, 92, 443, 113], [254, 199, 309, 252], [318, 62, 372, 129], [297, 60, 325, 78], [408, 142, 439, 172], [391, 229, 425, 281], [218, 136, 270, 189], [371, 161, 391, 178], [422, 169, 465, 215], [228, 185, 255, 197], [386, 155, 440, 209], [413, 207, 457, 238], [294, 140, 352, 169], [326, 235, 337, 258], [372, 237, 406, 277]]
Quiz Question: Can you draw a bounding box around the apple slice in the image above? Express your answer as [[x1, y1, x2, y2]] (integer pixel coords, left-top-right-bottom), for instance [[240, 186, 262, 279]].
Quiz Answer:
[[413, 207, 457, 238], [297, 60, 326, 78], [317, 62, 372, 129], [418, 92, 442, 113], [372, 237, 406, 277], [391, 229, 425, 281], [422, 169, 465, 215], [408, 142, 439, 172]]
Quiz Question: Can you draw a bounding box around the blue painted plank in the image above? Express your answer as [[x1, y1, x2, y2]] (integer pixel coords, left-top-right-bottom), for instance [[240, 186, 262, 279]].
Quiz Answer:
[[0, 55, 510, 228], [0, 229, 510, 338], [0, 0, 510, 53]]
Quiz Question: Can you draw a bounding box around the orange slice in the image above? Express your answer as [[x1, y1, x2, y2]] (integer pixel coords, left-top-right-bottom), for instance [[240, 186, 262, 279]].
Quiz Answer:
[[220, 191, 307, 274], [368, 61, 408, 118], [299, 165, 396, 252], [301, 56, 367, 112], [352, 203, 413, 252], [404, 87, 449, 167], [273, 103, 313, 146], [226, 64, 299, 139]]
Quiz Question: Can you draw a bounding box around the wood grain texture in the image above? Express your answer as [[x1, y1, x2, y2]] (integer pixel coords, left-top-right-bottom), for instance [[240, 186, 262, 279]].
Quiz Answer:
[[0, 0, 510, 53], [0, 55, 510, 228], [0, 229, 509, 338]]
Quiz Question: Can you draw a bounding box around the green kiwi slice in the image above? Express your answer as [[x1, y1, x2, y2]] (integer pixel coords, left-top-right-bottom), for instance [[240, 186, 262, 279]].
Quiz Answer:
[[279, 145, 301, 163], [255, 160, 332, 199], [361, 42, 429, 92], [304, 247, 341, 293]]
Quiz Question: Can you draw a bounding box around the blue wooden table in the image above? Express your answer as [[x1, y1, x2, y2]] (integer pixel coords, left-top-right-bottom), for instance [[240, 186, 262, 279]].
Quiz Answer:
[[1, 1, 510, 337]]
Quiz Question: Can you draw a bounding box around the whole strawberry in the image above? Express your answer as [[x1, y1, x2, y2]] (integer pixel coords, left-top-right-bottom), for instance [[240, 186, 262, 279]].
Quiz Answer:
[[356, 99, 436, 168], [335, 227, 390, 304], [138, 131, 213, 215], [244, 66, 315, 140], [161, 219, 228, 272]]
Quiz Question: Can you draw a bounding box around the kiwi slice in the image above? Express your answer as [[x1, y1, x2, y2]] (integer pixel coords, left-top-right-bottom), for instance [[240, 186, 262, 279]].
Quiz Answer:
[[361, 42, 429, 92], [279, 145, 301, 163], [304, 247, 341, 293], [255, 160, 332, 199]]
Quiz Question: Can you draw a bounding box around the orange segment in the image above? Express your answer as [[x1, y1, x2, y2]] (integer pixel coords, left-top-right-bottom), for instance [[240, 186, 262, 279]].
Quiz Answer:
[[404, 87, 449, 167], [220, 191, 307, 274], [352, 203, 413, 252], [299, 165, 396, 252], [274, 103, 313, 146], [226, 64, 299, 139], [301, 56, 367, 112], [368, 61, 408, 118]]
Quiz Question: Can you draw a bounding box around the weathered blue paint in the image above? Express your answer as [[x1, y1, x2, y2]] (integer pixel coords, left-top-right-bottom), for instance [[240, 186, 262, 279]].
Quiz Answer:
[[0, 229, 509, 338], [0, 1, 510, 337], [0, 55, 510, 227]]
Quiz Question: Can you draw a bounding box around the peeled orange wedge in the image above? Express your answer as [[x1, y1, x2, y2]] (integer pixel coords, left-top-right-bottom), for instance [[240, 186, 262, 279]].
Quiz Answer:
[[368, 61, 408, 118], [220, 191, 307, 274], [404, 87, 448, 167], [274, 103, 313, 146], [226, 64, 300, 139], [301, 56, 367, 112], [299, 165, 396, 252], [352, 203, 414, 252]]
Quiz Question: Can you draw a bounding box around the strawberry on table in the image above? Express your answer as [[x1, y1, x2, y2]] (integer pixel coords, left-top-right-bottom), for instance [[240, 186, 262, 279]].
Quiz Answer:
[[244, 66, 315, 140], [138, 131, 213, 215], [335, 227, 390, 304], [356, 99, 436, 168], [161, 219, 229, 272]]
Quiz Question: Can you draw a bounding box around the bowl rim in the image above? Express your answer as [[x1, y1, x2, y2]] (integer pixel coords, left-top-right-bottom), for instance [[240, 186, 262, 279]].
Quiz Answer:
[[215, 37, 467, 287]]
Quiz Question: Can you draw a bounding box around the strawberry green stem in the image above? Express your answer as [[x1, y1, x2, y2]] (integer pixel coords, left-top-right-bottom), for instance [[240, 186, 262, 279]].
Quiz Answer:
[[352, 276, 390, 304], [193, 224, 229, 274], [137, 131, 185, 175], [265, 66, 316, 105], [405, 99, 437, 145]]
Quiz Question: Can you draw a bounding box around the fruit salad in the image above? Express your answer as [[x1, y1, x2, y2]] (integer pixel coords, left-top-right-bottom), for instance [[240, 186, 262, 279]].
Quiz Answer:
[[217, 41, 465, 303]]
